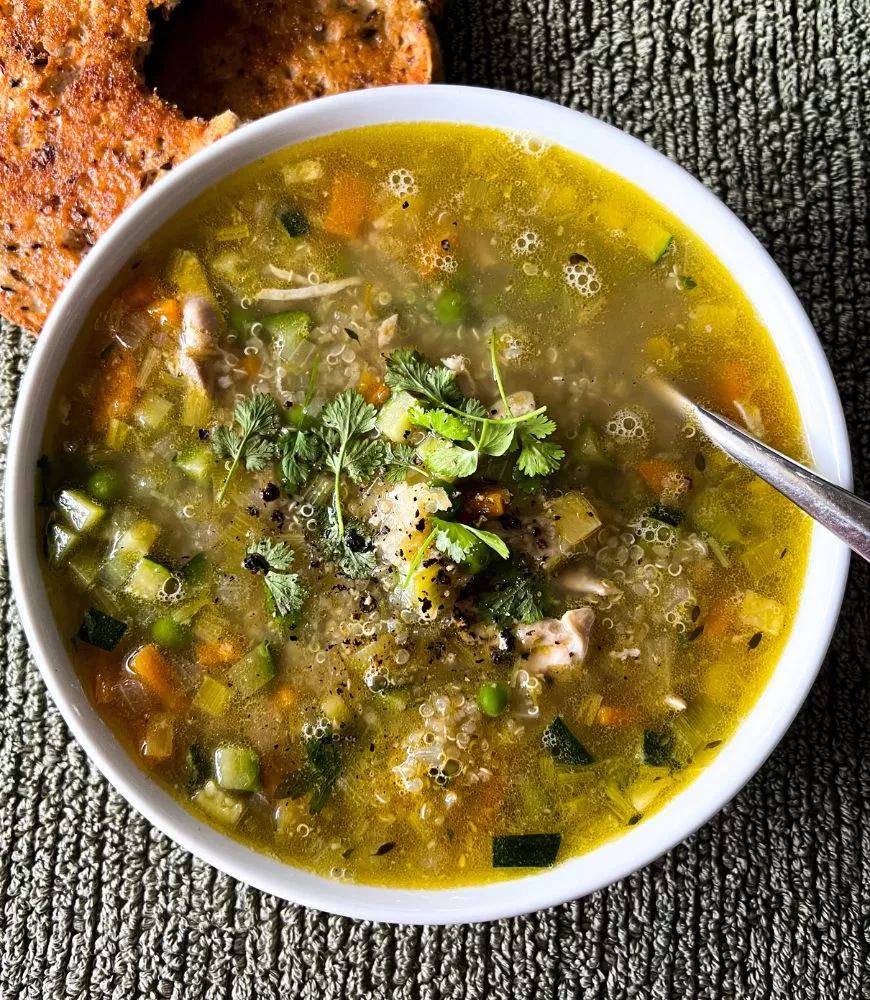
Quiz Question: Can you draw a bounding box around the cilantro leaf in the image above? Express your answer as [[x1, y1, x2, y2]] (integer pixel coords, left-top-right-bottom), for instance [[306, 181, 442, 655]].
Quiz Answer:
[[477, 554, 552, 627], [520, 412, 558, 440], [276, 728, 341, 815], [211, 392, 282, 503], [477, 419, 515, 457], [408, 406, 472, 441], [516, 436, 565, 477], [341, 437, 389, 483], [321, 388, 378, 441], [420, 439, 479, 480], [264, 571, 308, 619], [384, 443, 426, 484], [317, 505, 378, 580], [246, 538, 294, 572], [280, 428, 322, 491], [433, 520, 510, 562], [318, 389, 380, 536], [384, 349, 465, 409]]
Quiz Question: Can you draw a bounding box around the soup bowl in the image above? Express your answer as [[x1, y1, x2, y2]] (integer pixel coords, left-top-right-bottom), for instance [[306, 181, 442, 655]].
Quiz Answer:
[[5, 85, 851, 924]]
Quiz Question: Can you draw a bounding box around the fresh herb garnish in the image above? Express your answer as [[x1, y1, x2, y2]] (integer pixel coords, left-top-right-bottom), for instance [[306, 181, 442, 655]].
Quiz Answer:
[[244, 539, 307, 620], [403, 518, 509, 585], [279, 427, 322, 491], [318, 505, 378, 580], [477, 554, 551, 627], [319, 389, 385, 536], [383, 443, 429, 483], [212, 393, 283, 503], [642, 729, 678, 768], [515, 412, 565, 477], [276, 728, 341, 815]]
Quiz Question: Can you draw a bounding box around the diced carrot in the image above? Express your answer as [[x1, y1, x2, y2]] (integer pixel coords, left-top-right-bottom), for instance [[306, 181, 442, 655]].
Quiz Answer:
[[596, 705, 637, 726], [703, 597, 735, 640], [119, 274, 159, 309], [195, 637, 244, 668], [272, 685, 298, 713], [242, 354, 261, 379], [147, 297, 182, 328], [323, 175, 367, 238], [358, 368, 391, 406], [128, 644, 184, 710], [716, 362, 752, 408], [92, 351, 139, 430], [463, 486, 510, 520], [638, 460, 679, 494]]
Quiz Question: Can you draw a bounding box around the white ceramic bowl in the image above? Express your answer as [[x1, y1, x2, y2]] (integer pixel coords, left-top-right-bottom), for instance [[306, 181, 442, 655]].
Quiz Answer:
[[5, 85, 852, 924]]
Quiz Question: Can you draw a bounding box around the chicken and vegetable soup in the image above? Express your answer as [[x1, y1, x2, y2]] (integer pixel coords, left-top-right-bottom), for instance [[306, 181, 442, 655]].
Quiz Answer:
[[40, 124, 810, 886]]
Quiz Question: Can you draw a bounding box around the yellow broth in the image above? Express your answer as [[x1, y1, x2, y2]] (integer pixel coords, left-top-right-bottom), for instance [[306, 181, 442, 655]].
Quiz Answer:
[[39, 124, 810, 887]]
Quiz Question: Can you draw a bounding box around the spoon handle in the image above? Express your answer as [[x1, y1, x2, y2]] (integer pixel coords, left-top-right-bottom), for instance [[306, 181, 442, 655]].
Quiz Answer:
[[692, 402, 868, 562]]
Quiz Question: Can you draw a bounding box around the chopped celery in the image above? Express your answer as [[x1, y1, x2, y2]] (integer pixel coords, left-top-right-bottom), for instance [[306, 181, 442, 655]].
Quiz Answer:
[[629, 770, 671, 812], [544, 491, 601, 570], [282, 159, 322, 184], [175, 445, 214, 482], [376, 390, 417, 443], [191, 605, 231, 642], [192, 675, 231, 716], [691, 490, 743, 546], [170, 594, 211, 625], [181, 389, 212, 428], [141, 716, 174, 760], [67, 547, 100, 589], [135, 394, 173, 430], [213, 222, 250, 243], [740, 591, 784, 636], [740, 536, 784, 583], [105, 418, 133, 450], [56, 489, 105, 534], [126, 558, 182, 602], [46, 516, 79, 565], [228, 641, 275, 698], [136, 346, 162, 389], [214, 745, 261, 791], [78, 607, 127, 651], [192, 779, 244, 827], [264, 312, 314, 374]]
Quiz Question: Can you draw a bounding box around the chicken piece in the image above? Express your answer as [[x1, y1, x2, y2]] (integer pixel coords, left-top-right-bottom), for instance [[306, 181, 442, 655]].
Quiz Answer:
[[179, 296, 222, 393], [441, 354, 469, 375], [377, 313, 399, 349], [489, 390, 537, 419], [515, 607, 594, 676], [556, 565, 623, 599]]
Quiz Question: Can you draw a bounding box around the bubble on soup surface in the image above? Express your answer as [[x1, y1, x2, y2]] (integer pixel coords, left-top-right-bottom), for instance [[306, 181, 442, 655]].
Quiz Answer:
[[508, 130, 550, 156], [563, 260, 601, 297], [512, 230, 542, 256], [632, 516, 678, 550], [419, 248, 457, 273], [387, 168, 418, 197], [605, 407, 649, 443]]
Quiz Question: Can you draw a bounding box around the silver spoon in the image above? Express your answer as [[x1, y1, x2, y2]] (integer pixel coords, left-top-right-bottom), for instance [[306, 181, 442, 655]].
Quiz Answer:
[[659, 385, 868, 562]]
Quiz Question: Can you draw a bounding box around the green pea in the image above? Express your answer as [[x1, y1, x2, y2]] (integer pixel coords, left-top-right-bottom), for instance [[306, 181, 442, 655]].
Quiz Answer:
[[151, 615, 190, 651], [477, 681, 510, 718], [87, 468, 123, 504], [435, 289, 466, 326]]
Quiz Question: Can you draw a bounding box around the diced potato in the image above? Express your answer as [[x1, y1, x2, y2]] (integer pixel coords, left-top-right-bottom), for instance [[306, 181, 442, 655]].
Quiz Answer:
[[376, 390, 417, 443], [544, 491, 602, 570], [627, 217, 672, 262], [408, 562, 454, 621], [740, 590, 784, 636]]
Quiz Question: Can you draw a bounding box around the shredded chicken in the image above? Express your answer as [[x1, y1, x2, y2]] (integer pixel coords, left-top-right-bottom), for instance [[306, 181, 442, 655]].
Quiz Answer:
[[377, 313, 399, 349], [489, 390, 536, 418], [515, 607, 594, 676], [556, 565, 623, 599], [179, 296, 222, 393], [254, 276, 363, 301], [441, 354, 469, 375]]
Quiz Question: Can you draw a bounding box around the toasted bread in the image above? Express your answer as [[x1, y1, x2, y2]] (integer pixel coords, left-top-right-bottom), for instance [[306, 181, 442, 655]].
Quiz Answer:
[[0, 0, 442, 332]]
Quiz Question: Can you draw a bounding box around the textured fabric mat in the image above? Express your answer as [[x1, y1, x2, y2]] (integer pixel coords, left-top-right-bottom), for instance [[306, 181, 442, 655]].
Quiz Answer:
[[2, 1, 869, 997]]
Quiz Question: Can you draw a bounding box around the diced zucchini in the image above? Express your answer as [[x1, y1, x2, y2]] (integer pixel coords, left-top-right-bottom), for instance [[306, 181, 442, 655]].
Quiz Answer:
[[740, 591, 784, 636], [175, 445, 214, 482], [262, 312, 314, 374], [192, 675, 232, 716], [278, 207, 310, 238], [116, 519, 160, 556], [179, 553, 210, 590], [126, 558, 182, 602], [141, 716, 174, 760], [181, 389, 212, 428], [78, 607, 127, 651], [184, 744, 209, 792], [627, 217, 673, 262], [170, 595, 211, 625], [100, 519, 161, 591], [543, 717, 594, 766], [228, 641, 275, 698], [192, 779, 245, 827], [492, 833, 561, 868], [67, 547, 101, 589], [544, 491, 601, 570], [214, 745, 261, 792], [56, 489, 106, 534], [376, 390, 417, 443], [151, 615, 190, 651], [46, 516, 79, 566]]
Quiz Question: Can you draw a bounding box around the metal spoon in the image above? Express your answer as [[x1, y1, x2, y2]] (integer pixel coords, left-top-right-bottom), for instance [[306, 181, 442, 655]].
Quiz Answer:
[[659, 385, 868, 562]]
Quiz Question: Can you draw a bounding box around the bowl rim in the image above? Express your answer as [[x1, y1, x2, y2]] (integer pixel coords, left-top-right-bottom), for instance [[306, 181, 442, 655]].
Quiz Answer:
[[4, 84, 852, 924]]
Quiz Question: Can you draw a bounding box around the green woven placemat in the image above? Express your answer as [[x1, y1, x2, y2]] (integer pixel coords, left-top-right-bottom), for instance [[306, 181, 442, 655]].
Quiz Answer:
[[2, 2, 869, 996]]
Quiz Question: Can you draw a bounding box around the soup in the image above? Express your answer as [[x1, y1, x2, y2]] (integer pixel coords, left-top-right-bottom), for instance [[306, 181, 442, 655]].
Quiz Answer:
[[38, 124, 810, 887]]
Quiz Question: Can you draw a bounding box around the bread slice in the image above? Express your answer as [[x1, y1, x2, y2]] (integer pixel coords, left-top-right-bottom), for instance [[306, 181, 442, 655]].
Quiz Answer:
[[0, 0, 442, 332]]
